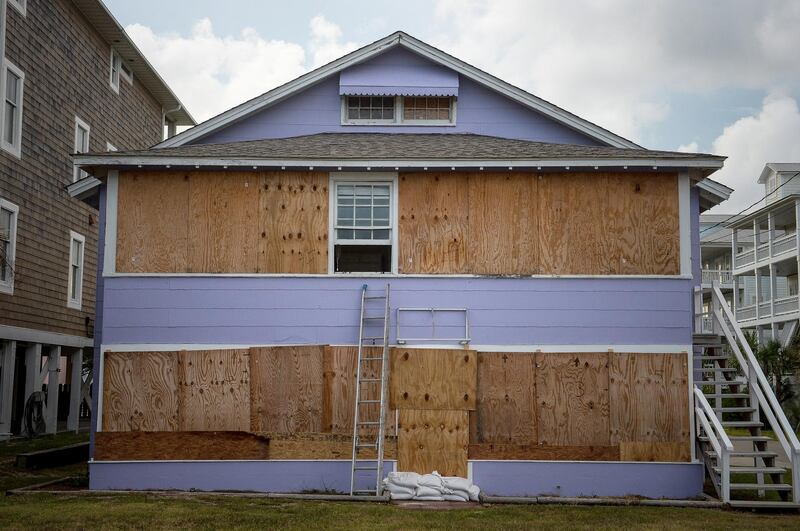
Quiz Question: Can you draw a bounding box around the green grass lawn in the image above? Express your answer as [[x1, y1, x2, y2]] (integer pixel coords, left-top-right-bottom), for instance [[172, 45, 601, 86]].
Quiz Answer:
[[0, 432, 89, 492], [1, 494, 800, 530]]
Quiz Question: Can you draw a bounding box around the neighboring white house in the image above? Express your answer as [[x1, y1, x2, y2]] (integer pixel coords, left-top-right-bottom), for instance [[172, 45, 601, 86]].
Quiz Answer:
[[726, 163, 800, 345]]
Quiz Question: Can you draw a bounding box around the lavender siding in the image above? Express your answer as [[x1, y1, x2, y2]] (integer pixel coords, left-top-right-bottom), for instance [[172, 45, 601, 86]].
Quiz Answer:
[[102, 276, 692, 346], [196, 49, 601, 146], [472, 461, 703, 498], [90, 460, 393, 493], [339, 47, 458, 96]]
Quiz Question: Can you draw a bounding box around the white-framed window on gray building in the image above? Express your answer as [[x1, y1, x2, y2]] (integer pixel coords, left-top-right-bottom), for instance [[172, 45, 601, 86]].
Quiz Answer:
[[120, 62, 133, 84], [109, 49, 121, 93], [1, 60, 24, 158], [331, 176, 395, 273], [73, 116, 90, 182], [67, 230, 85, 310], [0, 198, 19, 295], [8, 0, 26, 16]]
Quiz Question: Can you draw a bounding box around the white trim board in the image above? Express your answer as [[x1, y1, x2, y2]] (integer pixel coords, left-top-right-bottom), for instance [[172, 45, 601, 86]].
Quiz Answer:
[[102, 272, 694, 279], [103, 171, 118, 275], [156, 32, 639, 150], [679, 171, 691, 276], [74, 155, 724, 171], [101, 343, 692, 354], [0, 324, 93, 348]]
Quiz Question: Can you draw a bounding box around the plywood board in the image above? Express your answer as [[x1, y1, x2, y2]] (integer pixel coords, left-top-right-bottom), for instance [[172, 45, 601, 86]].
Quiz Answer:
[[468, 173, 539, 275], [535, 352, 610, 446], [259, 171, 328, 273], [398, 410, 468, 477], [116, 171, 189, 273], [94, 431, 269, 460], [398, 173, 469, 274], [187, 171, 260, 273], [101, 351, 179, 432], [177, 349, 251, 431], [609, 353, 690, 445], [265, 433, 397, 460], [475, 352, 536, 443], [538, 173, 617, 275], [250, 345, 324, 433], [468, 444, 619, 461], [619, 441, 690, 462], [390, 348, 477, 410], [611, 173, 680, 275]]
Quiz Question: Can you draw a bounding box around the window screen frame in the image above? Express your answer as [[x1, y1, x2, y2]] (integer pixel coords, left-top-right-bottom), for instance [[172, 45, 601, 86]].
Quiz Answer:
[[328, 172, 399, 274], [1, 59, 25, 158], [73, 116, 90, 182], [0, 197, 19, 295], [109, 49, 121, 93], [67, 230, 85, 310], [341, 96, 457, 126]]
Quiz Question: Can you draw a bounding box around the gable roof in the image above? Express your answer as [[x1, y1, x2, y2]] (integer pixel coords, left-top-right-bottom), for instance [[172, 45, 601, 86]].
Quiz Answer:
[[156, 31, 639, 149], [758, 163, 800, 183], [72, 0, 195, 126]]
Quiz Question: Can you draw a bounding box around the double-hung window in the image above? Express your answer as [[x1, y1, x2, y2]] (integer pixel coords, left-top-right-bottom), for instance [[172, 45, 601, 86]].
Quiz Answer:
[[2, 60, 24, 157], [67, 231, 85, 309], [0, 198, 19, 295], [109, 49, 121, 93], [333, 179, 394, 273], [73, 116, 90, 181]]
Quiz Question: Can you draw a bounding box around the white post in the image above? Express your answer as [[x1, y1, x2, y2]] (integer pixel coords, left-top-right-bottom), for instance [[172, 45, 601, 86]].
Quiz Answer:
[[0, 340, 17, 439], [23, 343, 42, 402], [755, 267, 762, 322], [44, 345, 61, 434], [67, 349, 83, 432]]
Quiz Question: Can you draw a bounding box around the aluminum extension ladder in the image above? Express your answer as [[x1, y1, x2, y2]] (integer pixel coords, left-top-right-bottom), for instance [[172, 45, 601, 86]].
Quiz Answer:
[[349, 284, 390, 496]]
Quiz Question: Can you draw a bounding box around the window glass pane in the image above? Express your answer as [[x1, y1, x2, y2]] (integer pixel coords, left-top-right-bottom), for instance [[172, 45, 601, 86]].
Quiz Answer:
[[403, 96, 451, 121], [373, 206, 389, 222], [72, 240, 81, 265], [0, 208, 10, 231], [6, 71, 19, 102], [71, 265, 79, 299], [337, 228, 354, 240], [4, 102, 14, 144], [373, 229, 390, 240], [354, 229, 372, 239]]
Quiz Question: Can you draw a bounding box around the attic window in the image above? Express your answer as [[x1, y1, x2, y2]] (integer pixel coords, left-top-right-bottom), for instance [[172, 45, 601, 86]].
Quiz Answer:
[[342, 96, 455, 125]]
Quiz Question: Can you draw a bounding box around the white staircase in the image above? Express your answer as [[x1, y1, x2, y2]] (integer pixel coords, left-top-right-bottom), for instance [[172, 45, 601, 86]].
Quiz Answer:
[[694, 284, 800, 508]]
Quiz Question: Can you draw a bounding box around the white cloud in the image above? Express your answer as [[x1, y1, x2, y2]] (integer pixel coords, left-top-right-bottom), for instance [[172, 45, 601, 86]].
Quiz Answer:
[[429, 0, 800, 142], [677, 142, 699, 153], [707, 93, 800, 213], [125, 16, 357, 122]]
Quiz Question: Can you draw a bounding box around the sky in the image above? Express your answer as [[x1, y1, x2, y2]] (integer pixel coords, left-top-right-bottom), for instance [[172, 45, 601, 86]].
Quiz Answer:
[[104, 0, 800, 214]]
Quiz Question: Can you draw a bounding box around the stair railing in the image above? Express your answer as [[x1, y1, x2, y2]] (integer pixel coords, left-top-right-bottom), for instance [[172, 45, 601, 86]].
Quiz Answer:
[[694, 386, 733, 502], [705, 283, 800, 503]]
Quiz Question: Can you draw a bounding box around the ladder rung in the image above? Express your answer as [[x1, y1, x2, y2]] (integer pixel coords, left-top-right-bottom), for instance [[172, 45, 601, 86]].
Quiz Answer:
[[360, 378, 381, 383], [363, 296, 386, 300], [703, 393, 750, 398], [354, 466, 378, 471], [362, 316, 385, 320], [357, 443, 377, 448], [362, 337, 385, 341], [358, 421, 380, 425], [361, 357, 384, 361], [359, 399, 381, 404]]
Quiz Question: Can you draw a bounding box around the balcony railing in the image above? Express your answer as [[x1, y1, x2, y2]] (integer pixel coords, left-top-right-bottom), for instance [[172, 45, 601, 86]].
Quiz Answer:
[[734, 249, 755, 269], [701, 269, 733, 285], [775, 296, 800, 316], [737, 304, 757, 321], [773, 234, 798, 256]]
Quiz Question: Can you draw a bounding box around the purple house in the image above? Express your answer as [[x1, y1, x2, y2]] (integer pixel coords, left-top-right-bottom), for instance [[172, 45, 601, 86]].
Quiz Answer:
[[69, 31, 800, 507]]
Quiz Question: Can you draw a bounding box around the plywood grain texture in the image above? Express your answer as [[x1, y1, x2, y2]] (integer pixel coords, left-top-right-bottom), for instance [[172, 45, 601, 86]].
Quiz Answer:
[[116, 171, 189, 273], [94, 431, 269, 460], [619, 441, 690, 462], [611, 173, 680, 275], [249, 345, 324, 433], [259, 171, 328, 273], [468, 443, 620, 461], [398, 410, 468, 477], [535, 352, 610, 446], [187, 171, 260, 273], [390, 348, 477, 410], [177, 349, 251, 431], [475, 352, 536, 443], [468, 173, 539, 275], [265, 433, 397, 460], [609, 353, 689, 446], [399, 173, 469, 274], [101, 351, 179, 432]]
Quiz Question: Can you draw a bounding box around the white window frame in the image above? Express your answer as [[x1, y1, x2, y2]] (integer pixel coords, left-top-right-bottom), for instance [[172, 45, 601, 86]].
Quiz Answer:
[[1, 59, 25, 158], [109, 49, 121, 93], [67, 230, 85, 310], [0, 197, 19, 295], [106, 142, 117, 152], [73, 116, 90, 182], [8, 0, 26, 16], [328, 172, 399, 274], [341, 95, 457, 126]]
